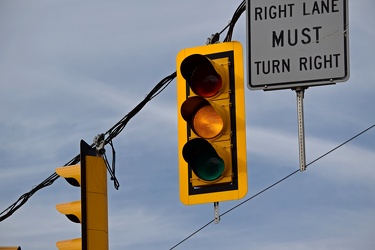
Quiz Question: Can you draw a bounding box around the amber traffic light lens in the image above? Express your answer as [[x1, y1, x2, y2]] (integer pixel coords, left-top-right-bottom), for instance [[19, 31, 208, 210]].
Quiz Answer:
[[193, 105, 223, 138]]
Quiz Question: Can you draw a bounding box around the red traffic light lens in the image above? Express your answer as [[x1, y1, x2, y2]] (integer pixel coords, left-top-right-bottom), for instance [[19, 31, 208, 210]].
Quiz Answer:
[[190, 64, 222, 98], [182, 138, 224, 181], [180, 54, 222, 98]]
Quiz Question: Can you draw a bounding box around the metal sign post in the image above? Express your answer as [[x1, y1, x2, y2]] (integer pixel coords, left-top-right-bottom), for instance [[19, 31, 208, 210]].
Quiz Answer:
[[246, 0, 350, 171], [295, 87, 307, 171]]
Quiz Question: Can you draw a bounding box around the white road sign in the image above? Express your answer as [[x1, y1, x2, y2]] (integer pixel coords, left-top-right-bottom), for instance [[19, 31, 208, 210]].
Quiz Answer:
[[246, 0, 349, 90]]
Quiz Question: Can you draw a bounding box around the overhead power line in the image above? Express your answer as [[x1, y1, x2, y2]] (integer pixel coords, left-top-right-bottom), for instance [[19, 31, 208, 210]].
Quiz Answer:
[[2, 6, 373, 250], [0, 0, 245, 223], [0, 72, 176, 222], [169, 123, 375, 249]]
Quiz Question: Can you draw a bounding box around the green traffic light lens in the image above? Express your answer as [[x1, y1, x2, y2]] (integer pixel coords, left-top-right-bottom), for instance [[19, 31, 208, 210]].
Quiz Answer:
[[194, 155, 224, 181], [182, 138, 225, 181]]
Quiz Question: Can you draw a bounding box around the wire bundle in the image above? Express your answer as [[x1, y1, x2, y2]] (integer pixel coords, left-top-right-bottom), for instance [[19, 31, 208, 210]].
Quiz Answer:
[[0, 72, 176, 222], [2, 5, 373, 249]]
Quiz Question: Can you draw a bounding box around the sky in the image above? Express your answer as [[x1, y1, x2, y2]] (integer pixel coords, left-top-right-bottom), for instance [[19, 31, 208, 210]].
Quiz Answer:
[[0, 0, 374, 249]]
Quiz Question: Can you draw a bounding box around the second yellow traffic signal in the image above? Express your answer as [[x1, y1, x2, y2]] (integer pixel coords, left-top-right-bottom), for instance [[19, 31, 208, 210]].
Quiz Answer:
[[55, 140, 108, 250], [176, 41, 247, 205]]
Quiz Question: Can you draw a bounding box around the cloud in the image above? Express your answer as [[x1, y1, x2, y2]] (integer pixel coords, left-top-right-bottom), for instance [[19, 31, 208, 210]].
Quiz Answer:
[[247, 124, 375, 186], [0, 1, 374, 250]]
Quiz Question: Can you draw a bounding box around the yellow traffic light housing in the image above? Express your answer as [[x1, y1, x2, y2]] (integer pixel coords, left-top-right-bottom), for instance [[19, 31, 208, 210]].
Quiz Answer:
[[177, 41, 247, 205], [55, 140, 108, 250]]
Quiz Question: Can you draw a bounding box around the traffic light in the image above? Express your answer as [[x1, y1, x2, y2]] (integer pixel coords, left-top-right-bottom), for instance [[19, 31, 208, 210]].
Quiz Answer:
[[55, 140, 108, 250], [176, 41, 247, 205]]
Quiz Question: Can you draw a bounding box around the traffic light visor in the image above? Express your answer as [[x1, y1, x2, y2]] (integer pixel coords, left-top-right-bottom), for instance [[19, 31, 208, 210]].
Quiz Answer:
[[180, 54, 222, 98], [182, 138, 224, 181], [56, 200, 81, 223], [56, 165, 81, 187]]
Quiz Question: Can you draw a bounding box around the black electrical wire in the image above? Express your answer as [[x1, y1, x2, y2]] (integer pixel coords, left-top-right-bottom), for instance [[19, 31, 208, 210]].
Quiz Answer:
[[169, 169, 300, 250], [0, 153, 81, 222], [305, 123, 375, 168], [103, 142, 120, 190], [207, 0, 245, 45], [0, 0, 238, 221], [104, 72, 176, 144], [0, 71, 176, 223], [1, 0, 243, 221], [169, 123, 375, 249], [0, 0, 241, 222], [223, 0, 246, 42]]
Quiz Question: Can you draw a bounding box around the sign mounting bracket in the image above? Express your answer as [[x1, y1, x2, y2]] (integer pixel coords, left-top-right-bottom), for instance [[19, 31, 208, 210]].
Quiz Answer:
[[214, 202, 220, 224]]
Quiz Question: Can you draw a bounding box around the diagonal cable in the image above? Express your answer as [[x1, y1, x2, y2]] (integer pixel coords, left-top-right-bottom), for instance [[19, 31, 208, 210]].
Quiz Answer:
[[0, 72, 176, 222], [170, 123, 375, 249]]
